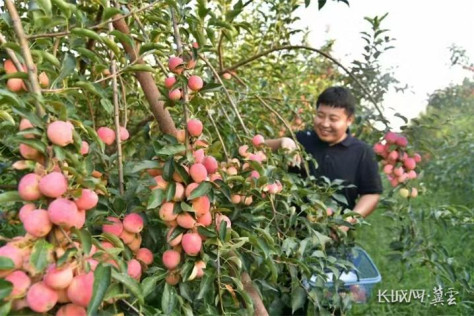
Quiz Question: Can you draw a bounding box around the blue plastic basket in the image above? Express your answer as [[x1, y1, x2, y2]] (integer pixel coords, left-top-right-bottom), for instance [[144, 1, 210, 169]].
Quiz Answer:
[[309, 246, 382, 303]]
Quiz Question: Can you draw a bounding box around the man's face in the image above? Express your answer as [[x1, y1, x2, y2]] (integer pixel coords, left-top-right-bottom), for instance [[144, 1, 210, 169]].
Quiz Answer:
[[313, 104, 353, 145]]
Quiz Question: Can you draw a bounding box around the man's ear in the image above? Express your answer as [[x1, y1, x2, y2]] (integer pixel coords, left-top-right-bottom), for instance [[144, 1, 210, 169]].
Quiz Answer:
[[347, 114, 355, 126]]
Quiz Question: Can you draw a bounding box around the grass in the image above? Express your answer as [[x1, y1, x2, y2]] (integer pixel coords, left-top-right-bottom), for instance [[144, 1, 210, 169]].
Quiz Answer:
[[347, 200, 473, 316]]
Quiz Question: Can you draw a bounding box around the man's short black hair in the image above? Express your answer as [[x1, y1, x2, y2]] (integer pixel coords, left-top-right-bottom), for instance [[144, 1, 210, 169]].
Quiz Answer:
[[316, 86, 356, 116]]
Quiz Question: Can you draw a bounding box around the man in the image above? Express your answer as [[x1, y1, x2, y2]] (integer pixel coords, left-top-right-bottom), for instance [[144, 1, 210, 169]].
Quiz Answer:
[[265, 86, 383, 229]]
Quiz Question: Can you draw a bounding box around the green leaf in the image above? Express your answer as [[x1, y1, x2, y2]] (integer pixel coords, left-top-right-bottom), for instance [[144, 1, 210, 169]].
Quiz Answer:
[[30, 239, 53, 271], [0, 191, 22, 204], [111, 270, 144, 304], [102, 37, 121, 57], [124, 64, 156, 73], [142, 273, 166, 298], [53, 145, 66, 161], [148, 189, 164, 209], [188, 182, 212, 200], [71, 28, 103, 42], [73, 227, 92, 256], [196, 273, 214, 300], [163, 157, 175, 182], [88, 263, 111, 316], [103, 7, 122, 21], [131, 160, 161, 173], [19, 138, 47, 154], [0, 279, 13, 300], [0, 257, 15, 270], [0, 110, 15, 125], [52, 53, 76, 86], [0, 301, 12, 316], [76, 81, 103, 98], [110, 30, 134, 49], [0, 89, 24, 107], [291, 286, 307, 313], [318, 0, 327, 9], [36, 0, 52, 15], [155, 144, 185, 156], [161, 283, 177, 315]]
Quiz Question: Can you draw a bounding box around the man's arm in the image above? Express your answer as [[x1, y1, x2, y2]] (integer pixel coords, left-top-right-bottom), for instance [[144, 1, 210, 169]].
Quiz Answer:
[[339, 193, 381, 232], [264, 137, 301, 166]]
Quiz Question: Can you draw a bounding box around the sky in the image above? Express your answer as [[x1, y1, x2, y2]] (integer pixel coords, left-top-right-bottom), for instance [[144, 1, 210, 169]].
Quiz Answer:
[[293, 0, 474, 130]]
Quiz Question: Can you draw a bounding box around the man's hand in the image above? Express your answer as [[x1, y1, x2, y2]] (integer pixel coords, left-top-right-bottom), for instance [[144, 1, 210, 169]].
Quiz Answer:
[[280, 137, 301, 166]]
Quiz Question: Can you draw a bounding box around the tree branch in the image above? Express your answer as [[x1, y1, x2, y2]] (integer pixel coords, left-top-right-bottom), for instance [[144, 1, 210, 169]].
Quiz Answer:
[[27, 1, 162, 40], [109, 13, 124, 195], [112, 15, 177, 136], [5, 0, 45, 117], [221, 45, 388, 127], [198, 53, 249, 136]]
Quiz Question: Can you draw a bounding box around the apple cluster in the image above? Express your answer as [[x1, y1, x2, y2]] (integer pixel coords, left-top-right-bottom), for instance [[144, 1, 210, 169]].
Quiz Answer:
[[145, 123, 284, 285], [164, 46, 204, 102], [373, 131, 421, 198], [3, 60, 49, 92], [0, 118, 151, 314]]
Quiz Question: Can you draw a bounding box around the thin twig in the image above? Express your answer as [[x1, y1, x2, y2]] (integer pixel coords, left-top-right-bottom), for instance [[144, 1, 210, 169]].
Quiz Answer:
[[27, 1, 162, 40], [198, 53, 249, 135], [0, 32, 24, 77], [221, 45, 388, 127], [120, 299, 143, 316], [109, 8, 124, 195], [217, 32, 225, 71], [232, 73, 310, 176], [118, 75, 128, 127], [207, 109, 229, 160], [170, 7, 191, 156], [5, 0, 45, 117]]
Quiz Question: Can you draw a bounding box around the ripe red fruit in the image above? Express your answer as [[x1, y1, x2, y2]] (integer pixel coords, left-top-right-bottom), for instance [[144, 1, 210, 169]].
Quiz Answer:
[[123, 213, 144, 233], [119, 126, 129, 141], [47, 121, 74, 147], [384, 132, 398, 144], [19, 143, 41, 160], [7, 78, 25, 92], [189, 163, 208, 183], [19, 203, 35, 223], [403, 158, 416, 170], [43, 263, 74, 290], [4, 60, 18, 73], [23, 209, 52, 237], [168, 89, 182, 101], [67, 272, 94, 307], [413, 153, 422, 163], [187, 119, 203, 137], [127, 259, 142, 280], [26, 282, 58, 313], [192, 195, 210, 217], [48, 198, 79, 229], [252, 134, 265, 147], [395, 136, 408, 147], [164, 76, 177, 89], [162, 249, 181, 269], [202, 156, 218, 174], [56, 304, 87, 316], [168, 57, 184, 74], [18, 173, 42, 201], [102, 216, 123, 236], [136, 248, 154, 265], [5, 270, 31, 299], [177, 212, 196, 229], [222, 72, 232, 80], [39, 172, 68, 198], [80, 141, 89, 155], [159, 202, 178, 222], [182, 233, 202, 256], [38, 72, 49, 88], [74, 189, 99, 210], [97, 127, 116, 146], [187, 75, 203, 91]]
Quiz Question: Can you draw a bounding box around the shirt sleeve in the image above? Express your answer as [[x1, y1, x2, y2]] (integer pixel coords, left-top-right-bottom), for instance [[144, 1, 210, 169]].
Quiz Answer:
[[356, 146, 383, 195]]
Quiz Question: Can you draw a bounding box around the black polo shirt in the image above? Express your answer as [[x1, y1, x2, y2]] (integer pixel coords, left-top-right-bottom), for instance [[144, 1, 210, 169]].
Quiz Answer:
[[295, 130, 383, 210]]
